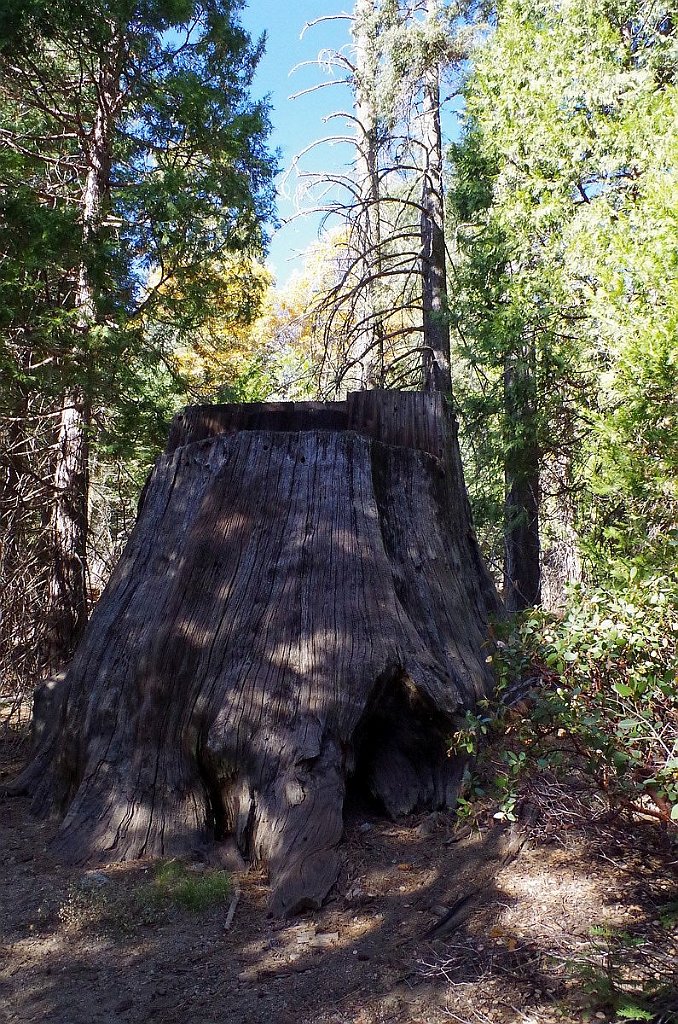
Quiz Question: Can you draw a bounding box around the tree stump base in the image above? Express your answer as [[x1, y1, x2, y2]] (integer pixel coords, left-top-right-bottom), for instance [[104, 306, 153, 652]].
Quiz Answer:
[[12, 390, 498, 914]]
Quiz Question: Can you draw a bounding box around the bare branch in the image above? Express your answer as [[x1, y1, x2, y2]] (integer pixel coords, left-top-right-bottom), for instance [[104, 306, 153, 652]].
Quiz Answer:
[[300, 15, 354, 40], [289, 78, 352, 101]]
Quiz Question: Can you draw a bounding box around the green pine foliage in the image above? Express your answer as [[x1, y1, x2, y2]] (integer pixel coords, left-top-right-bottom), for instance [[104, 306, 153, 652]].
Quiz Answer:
[[0, 0, 277, 689], [0, 0, 277, 447]]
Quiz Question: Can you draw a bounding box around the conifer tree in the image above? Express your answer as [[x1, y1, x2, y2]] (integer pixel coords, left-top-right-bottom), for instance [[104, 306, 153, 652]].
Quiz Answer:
[[0, 0, 276, 667]]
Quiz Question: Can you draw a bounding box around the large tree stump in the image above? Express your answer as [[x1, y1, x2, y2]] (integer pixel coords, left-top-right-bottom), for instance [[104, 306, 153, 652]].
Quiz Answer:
[[11, 390, 498, 913]]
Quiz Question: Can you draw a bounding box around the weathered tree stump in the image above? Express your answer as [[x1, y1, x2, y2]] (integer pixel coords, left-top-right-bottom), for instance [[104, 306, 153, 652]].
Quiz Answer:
[[11, 390, 498, 913]]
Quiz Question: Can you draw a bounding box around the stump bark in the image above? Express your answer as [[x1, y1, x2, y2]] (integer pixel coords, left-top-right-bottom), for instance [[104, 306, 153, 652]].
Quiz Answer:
[[12, 390, 499, 913]]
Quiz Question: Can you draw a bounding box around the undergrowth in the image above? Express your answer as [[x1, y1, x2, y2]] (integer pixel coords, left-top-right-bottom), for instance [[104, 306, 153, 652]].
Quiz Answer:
[[566, 920, 678, 1023], [136, 860, 232, 912], [451, 570, 678, 826], [448, 570, 678, 1022], [58, 861, 232, 936]]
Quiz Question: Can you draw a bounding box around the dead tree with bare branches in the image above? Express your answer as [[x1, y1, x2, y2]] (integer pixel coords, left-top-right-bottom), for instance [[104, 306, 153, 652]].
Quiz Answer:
[[287, 0, 486, 396]]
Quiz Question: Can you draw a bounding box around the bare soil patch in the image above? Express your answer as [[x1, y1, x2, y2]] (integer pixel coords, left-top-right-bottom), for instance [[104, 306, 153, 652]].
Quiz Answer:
[[1, 715, 676, 1024]]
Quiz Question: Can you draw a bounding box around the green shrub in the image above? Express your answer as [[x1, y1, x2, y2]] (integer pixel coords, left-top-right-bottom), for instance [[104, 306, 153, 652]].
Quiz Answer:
[[452, 569, 678, 823]]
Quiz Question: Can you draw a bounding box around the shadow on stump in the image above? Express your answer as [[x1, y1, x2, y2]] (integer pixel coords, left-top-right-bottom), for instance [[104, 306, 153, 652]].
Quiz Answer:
[[9, 390, 499, 914]]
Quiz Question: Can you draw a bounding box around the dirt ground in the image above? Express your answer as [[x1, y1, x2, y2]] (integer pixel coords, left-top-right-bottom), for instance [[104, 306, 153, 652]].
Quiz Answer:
[[1, 717, 676, 1024]]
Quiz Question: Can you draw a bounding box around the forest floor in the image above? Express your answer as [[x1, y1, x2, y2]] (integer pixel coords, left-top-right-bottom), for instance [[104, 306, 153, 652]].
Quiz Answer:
[[1, 710, 676, 1024]]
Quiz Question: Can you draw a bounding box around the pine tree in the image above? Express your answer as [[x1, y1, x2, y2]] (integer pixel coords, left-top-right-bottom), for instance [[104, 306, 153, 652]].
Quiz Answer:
[[0, 0, 276, 668]]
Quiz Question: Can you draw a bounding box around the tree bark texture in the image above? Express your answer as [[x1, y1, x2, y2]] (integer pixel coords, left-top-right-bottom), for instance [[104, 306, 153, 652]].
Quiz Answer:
[[504, 463, 541, 613], [13, 390, 498, 914], [46, 389, 91, 669]]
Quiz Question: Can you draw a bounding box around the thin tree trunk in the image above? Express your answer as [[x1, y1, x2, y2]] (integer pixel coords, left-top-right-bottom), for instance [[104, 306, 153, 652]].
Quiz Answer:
[[539, 455, 582, 610], [420, 4, 451, 395], [46, 36, 121, 668], [504, 459, 541, 612], [353, 0, 385, 386], [47, 391, 90, 667], [503, 343, 541, 612]]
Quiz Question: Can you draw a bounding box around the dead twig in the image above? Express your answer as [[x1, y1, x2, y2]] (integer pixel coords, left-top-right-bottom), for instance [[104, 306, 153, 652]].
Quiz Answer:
[[223, 876, 241, 932]]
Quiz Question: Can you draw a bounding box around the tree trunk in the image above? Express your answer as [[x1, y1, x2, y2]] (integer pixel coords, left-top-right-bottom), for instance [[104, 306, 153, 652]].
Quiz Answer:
[[539, 455, 582, 611], [352, 0, 385, 386], [504, 459, 541, 612], [503, 343, 541, 612], [45, 38, 120, 667], [46, 389, 90, 669], [11, 390, 498, 915], [420, 4, 451, 394]]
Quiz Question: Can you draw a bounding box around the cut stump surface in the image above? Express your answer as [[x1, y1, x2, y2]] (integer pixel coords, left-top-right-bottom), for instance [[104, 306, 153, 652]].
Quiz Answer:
[[12, 391, 498, 913]]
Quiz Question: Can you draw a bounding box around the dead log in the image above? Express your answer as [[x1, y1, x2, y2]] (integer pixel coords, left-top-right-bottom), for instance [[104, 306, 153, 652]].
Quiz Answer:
[[10, 390, 498, 914]]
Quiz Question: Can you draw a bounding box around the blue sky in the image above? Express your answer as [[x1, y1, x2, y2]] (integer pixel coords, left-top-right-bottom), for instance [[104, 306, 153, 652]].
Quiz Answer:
[[240, 2, 355, 284]]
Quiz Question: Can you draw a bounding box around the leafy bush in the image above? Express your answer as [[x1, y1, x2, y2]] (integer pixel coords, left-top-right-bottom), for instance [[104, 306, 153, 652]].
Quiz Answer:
[[452, 570, 678, 823]]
